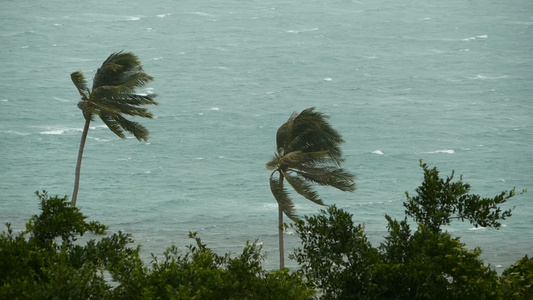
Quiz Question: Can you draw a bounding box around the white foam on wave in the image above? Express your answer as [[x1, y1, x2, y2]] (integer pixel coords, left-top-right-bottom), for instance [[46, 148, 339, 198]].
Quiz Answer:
[[423, 149, 455, 154], [126, 16, 141, 21], [462, 35, 488, 41], [90, 137, 110, 142], [188, 12, 215, 17], [209, 107, 220, 111], [40, 127, 80, 135], [53, 97, 70, 102], [40, 124, 107, 135], [468, 226, 486, 231], [324, 77, 332, 81], [286, 27, 319, 34], [468, 74, 508, 80], [372, 150, 384, 155], [1, 130, 29, 136]]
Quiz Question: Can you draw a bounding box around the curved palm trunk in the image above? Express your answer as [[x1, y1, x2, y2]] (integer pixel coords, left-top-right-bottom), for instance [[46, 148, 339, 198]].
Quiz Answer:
[[72, 117, 91, 207]]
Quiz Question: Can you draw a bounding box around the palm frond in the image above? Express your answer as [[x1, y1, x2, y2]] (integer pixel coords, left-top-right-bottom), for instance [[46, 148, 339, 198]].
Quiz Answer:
[[294, 167, 356, 192], [281, 108, 345, 163], [77, 101, 97, 121], [276, 123, 292, 155], [92, 52, 152, 89], [283, 150, 341, 169], [118, 70, 154, 89], [266, 154, 280, 171], [70, 71, 90, 100], [270, 172, 299, 222], [98, 112, 126, 139], [114, 115, 150, 141], [284, 172, 324, 206]]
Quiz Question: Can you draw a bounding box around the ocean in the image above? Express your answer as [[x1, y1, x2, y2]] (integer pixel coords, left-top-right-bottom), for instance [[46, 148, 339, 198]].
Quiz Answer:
[[1, 0, 532, 272]]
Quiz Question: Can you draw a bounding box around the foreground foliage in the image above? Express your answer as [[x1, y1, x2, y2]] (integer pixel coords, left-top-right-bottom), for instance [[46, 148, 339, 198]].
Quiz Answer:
[[0, 192, 313, 299], [291, 162, 529, 299], [1, 162, 529, 299]]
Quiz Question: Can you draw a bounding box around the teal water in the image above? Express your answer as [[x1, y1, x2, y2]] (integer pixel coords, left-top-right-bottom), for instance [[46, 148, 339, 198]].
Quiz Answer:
[[1, 0, 532, 271]]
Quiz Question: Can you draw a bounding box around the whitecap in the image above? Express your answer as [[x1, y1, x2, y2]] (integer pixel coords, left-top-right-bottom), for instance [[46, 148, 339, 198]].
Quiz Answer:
[[462, 35, 488, 41], [1, 130, 29, 136], [156, 14, 167, 18], [468, 74, 508, 80], [324, 77, 332, 81], [372, 150, 384, 155], [286, 27, 319, 34], [40, 129, 67, 135], [209, 107, 220, 111], [468, 226, 486, 231], [189, 12, 215, 17], [91, 137, 110, 142], [424, 149, 455, 154], [126, 16, 141, 21]]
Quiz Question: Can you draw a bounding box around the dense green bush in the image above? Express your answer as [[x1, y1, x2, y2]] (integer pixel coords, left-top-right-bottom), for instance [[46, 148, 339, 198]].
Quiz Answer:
[[501, 255, 533, 299], [0, 192, 313, 299], [291, 162, 529, 300]]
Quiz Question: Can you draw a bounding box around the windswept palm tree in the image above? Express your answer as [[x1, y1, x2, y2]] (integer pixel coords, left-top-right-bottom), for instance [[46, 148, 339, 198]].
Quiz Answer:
[[70, 51, 158, 207], [266, 107, 355, 269]]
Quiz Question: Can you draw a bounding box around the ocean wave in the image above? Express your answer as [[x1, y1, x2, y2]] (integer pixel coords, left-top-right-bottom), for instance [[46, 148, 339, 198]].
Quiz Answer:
[[468, 226, 486, 231], [462, 35, 488, 41], [423, 149, 455, 154], [40, 128, 79, 135], [39, 124, 107, 135], [286, 27, 319, 34], [372, 150, 384, 155], [1, 130, 30, 136], [467, 74, 508, 80], [187, 12, 215, 17], [126, 16, 142, 21]]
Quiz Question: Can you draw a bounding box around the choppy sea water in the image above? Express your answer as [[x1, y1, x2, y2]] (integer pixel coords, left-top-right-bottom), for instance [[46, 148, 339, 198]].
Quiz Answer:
[[1, 0, 532, 271]]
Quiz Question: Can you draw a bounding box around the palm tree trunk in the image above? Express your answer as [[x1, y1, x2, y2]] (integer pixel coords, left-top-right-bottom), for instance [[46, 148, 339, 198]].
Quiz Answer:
[[72, 117, 91, 207], [278, 203, 285, 270], [278, 172, 285, 270]]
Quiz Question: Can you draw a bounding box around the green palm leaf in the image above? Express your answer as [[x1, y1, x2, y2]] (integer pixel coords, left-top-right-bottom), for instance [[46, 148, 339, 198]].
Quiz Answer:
[[284, 172, 324, 206], [70, 72, 90, 100], [294, 167, 356, 192], [270, 172, 298, 222]]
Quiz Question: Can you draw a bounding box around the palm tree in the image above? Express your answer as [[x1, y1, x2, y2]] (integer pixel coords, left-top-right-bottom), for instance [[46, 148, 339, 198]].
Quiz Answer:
[[266, 107, 355, 269], [70, 51, 158, 207]]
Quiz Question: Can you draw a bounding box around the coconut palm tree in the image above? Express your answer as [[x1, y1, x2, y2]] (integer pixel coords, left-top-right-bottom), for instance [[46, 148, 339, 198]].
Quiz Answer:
[[70, 51, 158, 207], [266, 107, 355, 269]]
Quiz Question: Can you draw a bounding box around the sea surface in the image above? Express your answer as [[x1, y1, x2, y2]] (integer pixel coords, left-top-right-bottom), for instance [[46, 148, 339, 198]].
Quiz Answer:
[[1, 0, 532, 272]]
